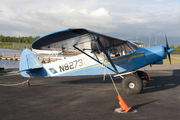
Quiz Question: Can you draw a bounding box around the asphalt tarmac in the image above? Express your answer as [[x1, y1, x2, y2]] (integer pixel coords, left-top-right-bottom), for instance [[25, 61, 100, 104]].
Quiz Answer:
[[0, 65, 180, 120]]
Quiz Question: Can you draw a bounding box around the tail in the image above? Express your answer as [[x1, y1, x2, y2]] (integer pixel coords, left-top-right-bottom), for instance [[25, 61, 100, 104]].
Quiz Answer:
[[19, 48, 43, 77]]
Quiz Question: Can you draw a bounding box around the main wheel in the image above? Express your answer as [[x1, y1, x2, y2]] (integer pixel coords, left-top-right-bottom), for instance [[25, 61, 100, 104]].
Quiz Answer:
[[136, 71, 149, 87], [121, 75, 143, 94]]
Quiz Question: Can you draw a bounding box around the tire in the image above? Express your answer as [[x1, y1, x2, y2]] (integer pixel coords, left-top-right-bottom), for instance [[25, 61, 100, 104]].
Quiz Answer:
[[136, 71, 149, 87], [121, 75, 143, 94]]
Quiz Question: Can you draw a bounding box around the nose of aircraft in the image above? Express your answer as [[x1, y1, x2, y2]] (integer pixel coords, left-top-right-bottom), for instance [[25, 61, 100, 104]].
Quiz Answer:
[[165, 46, 174, 64], [144, 34, 174, 65], [164, 34, 174, 64], [144, 46, 166, 64], [167, 47, 174, 54], [144, 45, 174, 65]]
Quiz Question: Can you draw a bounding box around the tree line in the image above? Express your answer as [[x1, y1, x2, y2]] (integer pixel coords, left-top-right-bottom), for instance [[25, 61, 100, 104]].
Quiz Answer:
[[0, 35, 40, 44], [170, 45, 180, 52], [151, 44, 180, 52]]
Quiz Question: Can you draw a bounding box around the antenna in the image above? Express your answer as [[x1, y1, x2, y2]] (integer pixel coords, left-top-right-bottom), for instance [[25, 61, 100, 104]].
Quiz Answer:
[[136, 34, 138, 42], [155, 36, 157, 45]]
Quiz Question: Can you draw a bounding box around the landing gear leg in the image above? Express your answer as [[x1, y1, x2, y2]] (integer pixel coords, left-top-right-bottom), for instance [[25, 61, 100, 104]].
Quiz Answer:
[[136, 71, 149, 87], [27, 78, 31, 87]]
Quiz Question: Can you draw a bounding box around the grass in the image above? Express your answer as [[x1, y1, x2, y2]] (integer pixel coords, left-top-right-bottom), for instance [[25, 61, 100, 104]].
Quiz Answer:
[[0, 69, 11, 76], [163, 58, 180, 64], [0, 70, 11, 73], [163, 54, 180, 64], [171, 54, 180, 57], [0, 69, 19, 76], [0, 42, 32, 50]]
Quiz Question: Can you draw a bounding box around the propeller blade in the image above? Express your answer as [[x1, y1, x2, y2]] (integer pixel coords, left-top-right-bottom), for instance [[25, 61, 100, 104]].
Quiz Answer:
[[165, 34, 169, 50], [165, 34, 171, 64], [167, 53, 171, 64]]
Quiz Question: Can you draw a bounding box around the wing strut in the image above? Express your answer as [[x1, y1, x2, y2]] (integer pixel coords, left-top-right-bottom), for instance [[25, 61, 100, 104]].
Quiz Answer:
[[73, 45, 117, 74], [96, 38, 119, 74]]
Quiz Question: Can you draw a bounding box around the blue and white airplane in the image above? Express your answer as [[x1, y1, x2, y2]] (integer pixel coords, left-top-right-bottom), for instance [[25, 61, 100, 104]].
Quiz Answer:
[[19, 28, 174, 94]]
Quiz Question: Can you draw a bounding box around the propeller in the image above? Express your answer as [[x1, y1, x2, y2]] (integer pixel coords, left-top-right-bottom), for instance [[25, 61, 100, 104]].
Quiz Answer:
[[165, 34, 171, 64]]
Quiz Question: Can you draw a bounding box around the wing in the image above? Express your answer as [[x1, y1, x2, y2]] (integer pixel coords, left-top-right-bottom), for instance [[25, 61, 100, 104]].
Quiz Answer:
[[32, 28, 125, 52]]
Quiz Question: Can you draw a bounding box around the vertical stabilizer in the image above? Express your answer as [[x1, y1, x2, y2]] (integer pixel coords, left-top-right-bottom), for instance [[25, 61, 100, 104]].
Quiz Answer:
[[19, 48, 43, 77]]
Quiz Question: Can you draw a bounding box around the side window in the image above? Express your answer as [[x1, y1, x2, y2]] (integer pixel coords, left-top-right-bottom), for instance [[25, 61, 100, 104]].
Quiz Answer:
[[91, 37, 134, 60], [109, 43, 133, 58]]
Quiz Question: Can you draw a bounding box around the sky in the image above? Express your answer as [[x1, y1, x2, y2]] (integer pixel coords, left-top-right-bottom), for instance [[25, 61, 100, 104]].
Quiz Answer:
[[0, 0, 180, 46]]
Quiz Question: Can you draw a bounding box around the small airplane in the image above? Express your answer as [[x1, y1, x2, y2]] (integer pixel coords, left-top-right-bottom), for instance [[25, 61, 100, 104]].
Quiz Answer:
[[19, 28, 174, 94]]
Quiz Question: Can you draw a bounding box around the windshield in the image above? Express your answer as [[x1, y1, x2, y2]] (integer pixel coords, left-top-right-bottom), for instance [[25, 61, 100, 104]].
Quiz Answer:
[[126, 40, 140, 52]]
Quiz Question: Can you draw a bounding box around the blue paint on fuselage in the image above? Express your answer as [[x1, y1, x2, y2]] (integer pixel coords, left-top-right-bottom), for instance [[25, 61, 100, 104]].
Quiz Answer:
[[54, 46, 173, 77]]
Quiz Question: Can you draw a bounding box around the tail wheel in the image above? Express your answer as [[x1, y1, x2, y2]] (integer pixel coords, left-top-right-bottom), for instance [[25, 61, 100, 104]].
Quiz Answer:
[[121, 75, 143, 94], [136, 71, 149, 87]]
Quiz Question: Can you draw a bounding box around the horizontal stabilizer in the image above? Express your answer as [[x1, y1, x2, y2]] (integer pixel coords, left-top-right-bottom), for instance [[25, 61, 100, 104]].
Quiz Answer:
[[7, 71, 20, 74]]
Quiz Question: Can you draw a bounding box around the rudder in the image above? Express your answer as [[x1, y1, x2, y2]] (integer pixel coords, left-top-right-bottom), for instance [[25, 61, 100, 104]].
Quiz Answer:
[[19, 48, 43, 77]]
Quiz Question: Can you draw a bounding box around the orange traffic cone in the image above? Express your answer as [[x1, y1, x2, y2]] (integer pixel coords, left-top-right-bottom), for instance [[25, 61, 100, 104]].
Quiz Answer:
[[117, 94, 131, 112], [148, 73, 150, 80]]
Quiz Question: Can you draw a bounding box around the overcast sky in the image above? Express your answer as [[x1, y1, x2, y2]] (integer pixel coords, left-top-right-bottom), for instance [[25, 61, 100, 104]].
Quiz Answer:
[[0, 0, 180, 46]]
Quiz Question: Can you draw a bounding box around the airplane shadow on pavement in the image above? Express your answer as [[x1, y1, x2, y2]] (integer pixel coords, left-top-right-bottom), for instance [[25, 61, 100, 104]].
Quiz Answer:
[[142, 69, 180, 94], [60, 69, 180, 94], [28, 69, 180, 95]]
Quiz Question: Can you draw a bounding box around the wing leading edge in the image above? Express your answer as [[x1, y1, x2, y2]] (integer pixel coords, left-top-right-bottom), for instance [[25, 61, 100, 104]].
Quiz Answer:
[[32, 28, 126, 51]]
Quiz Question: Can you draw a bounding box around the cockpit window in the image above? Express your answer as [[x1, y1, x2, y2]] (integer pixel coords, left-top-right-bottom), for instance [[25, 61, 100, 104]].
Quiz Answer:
[[91, 36, 136, 60], [108, 42, 133, 58]]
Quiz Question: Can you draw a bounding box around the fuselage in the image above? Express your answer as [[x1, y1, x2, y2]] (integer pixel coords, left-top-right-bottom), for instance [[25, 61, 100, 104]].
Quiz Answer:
[[20, 45, 173, 78]]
